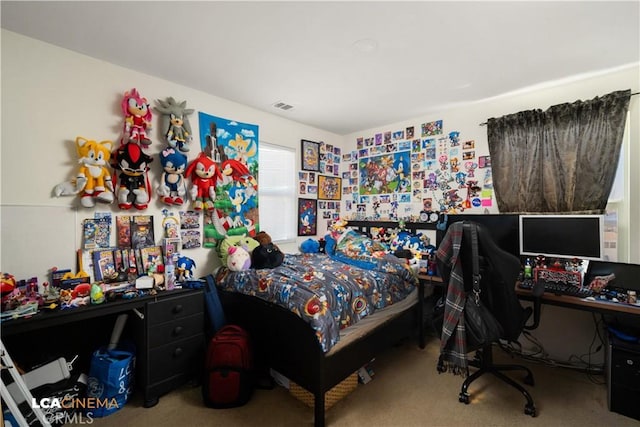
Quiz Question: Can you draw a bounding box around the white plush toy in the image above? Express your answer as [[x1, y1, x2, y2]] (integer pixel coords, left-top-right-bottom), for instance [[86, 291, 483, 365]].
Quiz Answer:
[[227, 245, 251, 272]]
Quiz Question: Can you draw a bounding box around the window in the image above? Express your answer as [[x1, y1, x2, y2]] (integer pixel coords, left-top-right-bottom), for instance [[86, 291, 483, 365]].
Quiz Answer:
[[258, 142, 296, 242], [604, 112, 630, 262]]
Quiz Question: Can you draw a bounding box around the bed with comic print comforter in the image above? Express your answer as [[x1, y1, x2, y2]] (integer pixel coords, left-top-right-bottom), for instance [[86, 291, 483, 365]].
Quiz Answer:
[[215, 249, 417, 353]]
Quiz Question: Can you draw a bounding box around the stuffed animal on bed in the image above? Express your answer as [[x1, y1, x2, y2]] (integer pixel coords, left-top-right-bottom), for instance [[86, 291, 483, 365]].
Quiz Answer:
[[218, 235, 260, 266], [227, 246, 252, 271], [254, 231, 272, 246], [53, 137, 115, 208], [300, 238, 320, 254], [252, 243, 284, 270]]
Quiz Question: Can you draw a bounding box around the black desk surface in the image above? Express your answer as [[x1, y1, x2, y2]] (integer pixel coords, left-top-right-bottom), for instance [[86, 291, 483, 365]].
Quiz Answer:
[[1, 288, 196, 336]]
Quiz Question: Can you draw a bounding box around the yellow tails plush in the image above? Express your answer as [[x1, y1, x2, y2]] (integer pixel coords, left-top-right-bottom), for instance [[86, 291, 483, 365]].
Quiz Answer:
[[53, 137, 115, 208]]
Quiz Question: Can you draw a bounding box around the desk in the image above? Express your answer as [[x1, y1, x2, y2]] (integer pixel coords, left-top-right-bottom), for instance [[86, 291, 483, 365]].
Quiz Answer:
[[1, 288, 205, 407], [516, 287, 640, 317]]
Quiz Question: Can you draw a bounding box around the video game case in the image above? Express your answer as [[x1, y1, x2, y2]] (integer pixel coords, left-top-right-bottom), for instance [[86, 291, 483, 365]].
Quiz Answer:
[[131, 215, 155, 249], [116, 215, 132, 248], [92, 248, 117, 282]]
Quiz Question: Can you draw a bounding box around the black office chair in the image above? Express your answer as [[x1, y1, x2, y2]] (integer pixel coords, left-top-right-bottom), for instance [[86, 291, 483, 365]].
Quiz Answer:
[[438, 221, 541, 417]]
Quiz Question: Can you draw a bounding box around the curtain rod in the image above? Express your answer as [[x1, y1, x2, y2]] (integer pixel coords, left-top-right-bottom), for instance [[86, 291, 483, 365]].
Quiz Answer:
[[478, 91, 639, 126]]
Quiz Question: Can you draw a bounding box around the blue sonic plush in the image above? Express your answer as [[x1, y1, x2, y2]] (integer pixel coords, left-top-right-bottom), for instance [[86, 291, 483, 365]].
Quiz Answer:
[[175, 255, 196, 282], [157, 148, 188, 205]]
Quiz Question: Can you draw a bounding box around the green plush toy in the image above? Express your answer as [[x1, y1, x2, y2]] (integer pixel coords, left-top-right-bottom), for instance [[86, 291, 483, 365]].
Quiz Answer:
[[219, 235, 260, 266]]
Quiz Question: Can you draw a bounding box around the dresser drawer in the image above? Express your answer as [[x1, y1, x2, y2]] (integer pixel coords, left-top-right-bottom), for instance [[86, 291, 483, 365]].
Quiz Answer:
[[148, 335, 204, 384], [147, 291, 203, 325], [148, 313, 204, 348]]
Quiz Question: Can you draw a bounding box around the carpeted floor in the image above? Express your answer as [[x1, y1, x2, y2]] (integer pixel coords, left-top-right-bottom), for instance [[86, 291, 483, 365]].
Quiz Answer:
[[89, 337, 638, 427]]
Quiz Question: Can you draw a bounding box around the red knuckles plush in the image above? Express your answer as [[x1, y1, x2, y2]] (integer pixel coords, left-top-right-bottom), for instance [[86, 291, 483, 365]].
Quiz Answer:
[[186, 152, 221, 211]]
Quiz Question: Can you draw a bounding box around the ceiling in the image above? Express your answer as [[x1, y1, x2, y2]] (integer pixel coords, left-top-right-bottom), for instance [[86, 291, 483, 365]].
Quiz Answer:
[[2, 1, 639, 135]]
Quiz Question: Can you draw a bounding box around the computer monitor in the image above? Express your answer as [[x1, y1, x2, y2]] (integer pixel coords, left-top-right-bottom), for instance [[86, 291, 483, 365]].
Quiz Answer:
[[519, 214, 604, 261], [437, 214, 520, 257]]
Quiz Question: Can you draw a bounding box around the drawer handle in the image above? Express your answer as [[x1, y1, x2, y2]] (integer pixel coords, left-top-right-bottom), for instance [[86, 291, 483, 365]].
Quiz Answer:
[[172, 304, 183, 314], [173, 347, 183, 358], [173, 326, 183, 336]]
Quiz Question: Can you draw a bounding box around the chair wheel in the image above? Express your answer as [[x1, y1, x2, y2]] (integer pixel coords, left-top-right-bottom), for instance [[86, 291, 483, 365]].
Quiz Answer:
[[459, 392, 470, 404], [524, 404, 537, 417], [524, 374, 535, 386]]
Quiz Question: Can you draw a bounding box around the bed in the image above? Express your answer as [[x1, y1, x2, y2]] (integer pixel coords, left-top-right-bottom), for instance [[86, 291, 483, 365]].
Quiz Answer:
[[214, 220, 437, 427]]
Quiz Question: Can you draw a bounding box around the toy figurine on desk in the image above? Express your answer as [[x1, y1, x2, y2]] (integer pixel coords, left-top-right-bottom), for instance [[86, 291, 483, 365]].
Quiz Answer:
[[175, 255, 196, 283]]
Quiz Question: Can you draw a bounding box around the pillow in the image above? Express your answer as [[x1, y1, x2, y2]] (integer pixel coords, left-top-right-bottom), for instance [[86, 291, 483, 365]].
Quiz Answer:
[[219, 235, 260, 265], [251, 243, 285, 269]]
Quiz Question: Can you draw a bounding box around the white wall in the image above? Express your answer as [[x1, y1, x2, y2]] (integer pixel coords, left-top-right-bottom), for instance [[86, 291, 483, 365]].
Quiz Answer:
[[344, 65, 640, 263], [0, 30, 343, 284], [344, 64, 640, 363]]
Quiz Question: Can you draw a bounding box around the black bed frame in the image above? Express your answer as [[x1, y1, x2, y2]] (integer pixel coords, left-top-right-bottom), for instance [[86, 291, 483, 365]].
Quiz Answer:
[[217, 220, 437, 427]]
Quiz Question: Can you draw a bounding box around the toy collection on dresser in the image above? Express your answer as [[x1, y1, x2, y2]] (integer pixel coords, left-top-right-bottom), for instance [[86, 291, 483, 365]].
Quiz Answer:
[[0, 87, 266, 423], [2, 87, 264, 322]]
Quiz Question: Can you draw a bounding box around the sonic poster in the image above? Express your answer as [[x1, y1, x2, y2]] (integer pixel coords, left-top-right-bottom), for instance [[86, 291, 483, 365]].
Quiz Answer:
[[358, 151, 411, 195], [198, 112, 259, 247]]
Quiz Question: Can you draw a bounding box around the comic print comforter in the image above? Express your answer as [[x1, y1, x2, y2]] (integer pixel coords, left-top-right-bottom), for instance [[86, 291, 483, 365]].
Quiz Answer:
[[215, 252, 417, 353]]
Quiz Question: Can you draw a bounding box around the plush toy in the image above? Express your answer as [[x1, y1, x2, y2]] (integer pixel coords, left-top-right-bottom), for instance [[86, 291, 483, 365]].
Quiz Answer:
[[112, 142, 153, 210], [157, 148, 188, 205], [219, 235, 259, 266], [186, 152, 221, 211], [252, 243, 284, 270], [53, 137, 115, 208], [154, 97, 194, 152], [254, 231, 272, 246], [300, 238, 320, 254], [122, 88, 152, 147], [227, 246, 252, 272], [175, 255, 196, 282]]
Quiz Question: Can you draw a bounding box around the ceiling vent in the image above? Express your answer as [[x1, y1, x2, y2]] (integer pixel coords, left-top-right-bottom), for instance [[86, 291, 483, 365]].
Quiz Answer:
[[272, 101, 294, 111]]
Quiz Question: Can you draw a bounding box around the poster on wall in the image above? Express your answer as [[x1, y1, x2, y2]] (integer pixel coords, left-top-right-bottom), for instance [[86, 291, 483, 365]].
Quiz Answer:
[[358, 151, 411, 195], [298, 198, 317, 236], [198, 112, 259, 247], [318, 175, 342, 201]]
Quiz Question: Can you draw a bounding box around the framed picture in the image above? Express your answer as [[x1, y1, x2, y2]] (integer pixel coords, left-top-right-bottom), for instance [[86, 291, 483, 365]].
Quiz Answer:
[[301, 139, 320, 172], [318, 175, 342, 201], [297, 198, 317, 236]]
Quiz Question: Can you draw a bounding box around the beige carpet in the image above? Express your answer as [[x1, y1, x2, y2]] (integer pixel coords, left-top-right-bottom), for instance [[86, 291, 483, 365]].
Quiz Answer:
[[91, 338, 637, 427]]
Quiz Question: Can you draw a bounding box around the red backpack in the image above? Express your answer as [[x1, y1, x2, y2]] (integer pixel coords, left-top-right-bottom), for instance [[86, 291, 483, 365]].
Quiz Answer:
[[202, 325, 254, 408]]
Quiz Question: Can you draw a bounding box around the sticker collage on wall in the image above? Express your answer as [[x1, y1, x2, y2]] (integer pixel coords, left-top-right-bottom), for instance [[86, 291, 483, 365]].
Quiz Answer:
[[345, 120, 493, 221]]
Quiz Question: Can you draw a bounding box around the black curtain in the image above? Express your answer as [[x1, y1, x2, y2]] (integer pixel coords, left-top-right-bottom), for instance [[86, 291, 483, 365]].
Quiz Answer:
[[487, 89, 630, 213]]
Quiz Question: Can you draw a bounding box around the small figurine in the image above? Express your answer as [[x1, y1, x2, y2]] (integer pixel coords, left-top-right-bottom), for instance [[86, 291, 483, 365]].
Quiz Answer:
[[154, 97, 194, 152], [122, 88, 152, 147]]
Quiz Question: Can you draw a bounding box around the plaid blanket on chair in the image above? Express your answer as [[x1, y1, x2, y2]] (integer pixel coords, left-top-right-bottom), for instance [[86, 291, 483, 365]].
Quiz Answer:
[[435, 222, 469, 376]]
